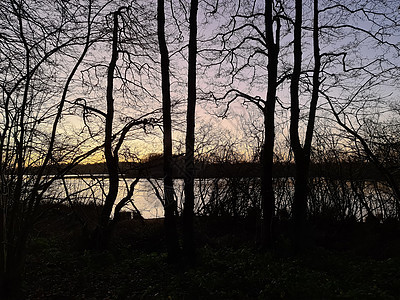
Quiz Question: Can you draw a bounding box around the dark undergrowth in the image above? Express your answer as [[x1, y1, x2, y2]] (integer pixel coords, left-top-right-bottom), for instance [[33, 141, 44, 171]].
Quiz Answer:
[[22, 207, 400, 299]]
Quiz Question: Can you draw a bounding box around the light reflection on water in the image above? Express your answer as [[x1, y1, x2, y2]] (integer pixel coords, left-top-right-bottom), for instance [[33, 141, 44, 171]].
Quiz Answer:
[[43, 176, 397, 220], [45, 177, 167, 219]]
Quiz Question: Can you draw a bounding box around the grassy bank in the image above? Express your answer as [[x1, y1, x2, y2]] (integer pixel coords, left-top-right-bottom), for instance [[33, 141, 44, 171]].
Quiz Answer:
[[25, 241, 400, 299], [23, 211, 400, 299]]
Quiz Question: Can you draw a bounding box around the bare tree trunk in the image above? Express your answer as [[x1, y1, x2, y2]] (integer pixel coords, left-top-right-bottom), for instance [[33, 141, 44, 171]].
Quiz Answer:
[[183, 0, 198, 261], [260, 0, 280, 248], [290, 0, 305, 249], [157, 0, 180, 262]]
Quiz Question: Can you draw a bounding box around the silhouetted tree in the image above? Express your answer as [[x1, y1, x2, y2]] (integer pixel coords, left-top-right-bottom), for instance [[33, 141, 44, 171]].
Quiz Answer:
[[289, 0, 400, 245], [290, 0, 321, 249], [183, 0, 199, 260], [320, 0, 400, 219], [0, 0, 99, 296], [68, 4, 157, 250], [207, 0, 291, 247], [91, 7, 149, 250], [157, 0, 180, 262]]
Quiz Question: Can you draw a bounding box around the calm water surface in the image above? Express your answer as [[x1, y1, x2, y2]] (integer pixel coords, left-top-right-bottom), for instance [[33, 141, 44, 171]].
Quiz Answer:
[[44, 175, 396, 220]]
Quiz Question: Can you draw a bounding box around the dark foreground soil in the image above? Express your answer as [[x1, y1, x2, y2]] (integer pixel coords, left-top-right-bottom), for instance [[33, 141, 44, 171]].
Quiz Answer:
[[23, 212, 400, 299]]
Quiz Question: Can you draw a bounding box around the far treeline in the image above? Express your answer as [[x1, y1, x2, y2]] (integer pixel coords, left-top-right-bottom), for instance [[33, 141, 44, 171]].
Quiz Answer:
[[38, 159, 398, 182], [1, 0, 400, 298]]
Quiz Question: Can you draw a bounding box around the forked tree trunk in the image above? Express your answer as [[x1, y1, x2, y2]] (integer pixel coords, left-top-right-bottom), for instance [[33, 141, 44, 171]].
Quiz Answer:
[[92, 10, 120, 250], [290, 0, 320, 250]]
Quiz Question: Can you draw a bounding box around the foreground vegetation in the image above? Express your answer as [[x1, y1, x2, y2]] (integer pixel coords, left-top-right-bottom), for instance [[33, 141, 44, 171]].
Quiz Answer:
[[22, 209, 400, 299]]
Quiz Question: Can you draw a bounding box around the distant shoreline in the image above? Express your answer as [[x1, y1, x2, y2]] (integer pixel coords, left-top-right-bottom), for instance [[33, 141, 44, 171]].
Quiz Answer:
[[31, 160, 392, 181]]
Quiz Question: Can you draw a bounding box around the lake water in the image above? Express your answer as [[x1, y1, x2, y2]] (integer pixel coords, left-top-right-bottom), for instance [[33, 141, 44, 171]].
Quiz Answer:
[[45, 177, 169, 218], [45, 176, 234, 219], [44, 175, 397, 220]]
